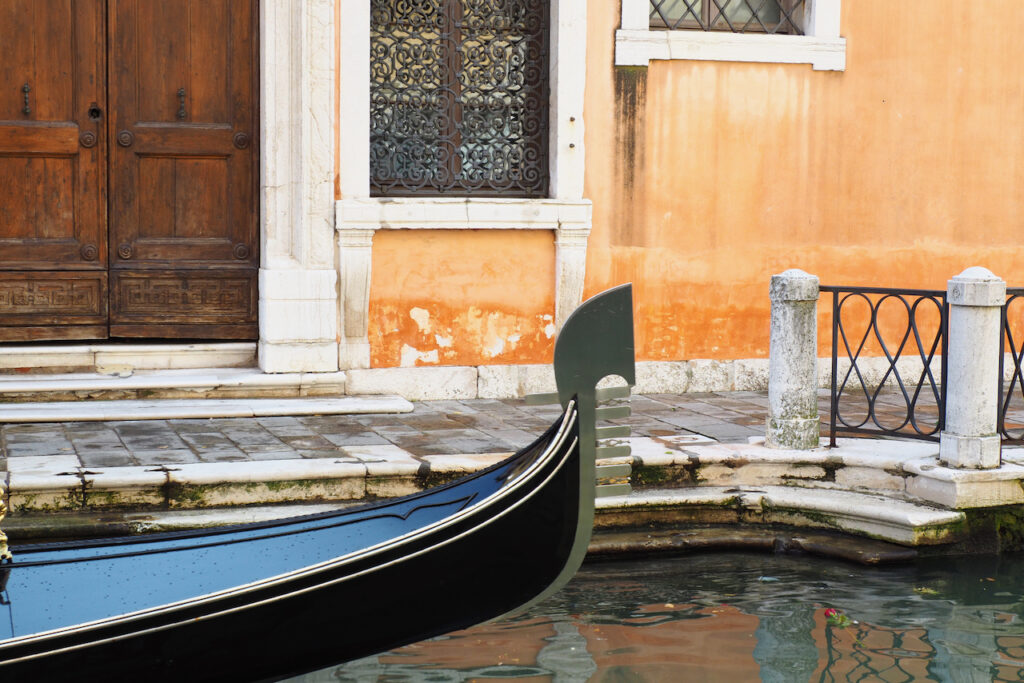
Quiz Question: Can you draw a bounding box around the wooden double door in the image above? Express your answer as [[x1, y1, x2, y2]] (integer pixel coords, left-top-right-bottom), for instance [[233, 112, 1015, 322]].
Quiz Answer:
[[0, 0, 258, 341]]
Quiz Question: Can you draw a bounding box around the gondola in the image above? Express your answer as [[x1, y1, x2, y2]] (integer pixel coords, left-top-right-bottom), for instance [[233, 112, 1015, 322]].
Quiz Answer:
[[0, 285, 635, 681]]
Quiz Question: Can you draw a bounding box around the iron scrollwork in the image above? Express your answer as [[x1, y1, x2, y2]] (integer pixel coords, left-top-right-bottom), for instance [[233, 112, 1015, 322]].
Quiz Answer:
[[370, 0, 550, 197], [822, 285, 948, 445], [1000, 289, 1024, 443]]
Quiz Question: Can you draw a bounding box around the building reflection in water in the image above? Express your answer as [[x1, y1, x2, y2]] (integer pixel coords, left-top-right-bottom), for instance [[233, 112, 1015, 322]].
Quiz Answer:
[[300, 553, 1024, 682]]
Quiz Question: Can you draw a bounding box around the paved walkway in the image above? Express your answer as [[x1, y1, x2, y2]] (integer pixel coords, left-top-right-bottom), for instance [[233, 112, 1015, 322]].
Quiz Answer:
[[1, 385, 977, 472], [0, 392, 787, 470]]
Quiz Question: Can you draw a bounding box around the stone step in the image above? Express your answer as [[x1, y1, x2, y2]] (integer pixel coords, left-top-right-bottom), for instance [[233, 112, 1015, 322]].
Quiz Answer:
[[594, 486, 966, 546], [0, 342, 256, 375], [614, 435, 1024, 510], [0, 367, 346, 402], [3, 461, 965, 548], [0, 395, 412, 423], [0, 505, 926, 564]]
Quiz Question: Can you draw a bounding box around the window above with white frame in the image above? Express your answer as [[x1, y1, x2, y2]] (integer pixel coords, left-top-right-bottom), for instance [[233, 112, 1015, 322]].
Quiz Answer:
[[616, 0, 845, 71]]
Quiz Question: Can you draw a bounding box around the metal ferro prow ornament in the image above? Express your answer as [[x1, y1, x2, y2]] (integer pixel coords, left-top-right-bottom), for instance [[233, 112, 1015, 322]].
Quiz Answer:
[[511, 283, 636, 615], [0, 485, 10, 562]]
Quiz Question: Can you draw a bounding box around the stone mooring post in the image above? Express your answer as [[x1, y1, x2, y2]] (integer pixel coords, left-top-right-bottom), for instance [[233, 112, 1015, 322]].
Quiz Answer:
[[940, 266, 1006, 469], [766, 269, 820, 449]]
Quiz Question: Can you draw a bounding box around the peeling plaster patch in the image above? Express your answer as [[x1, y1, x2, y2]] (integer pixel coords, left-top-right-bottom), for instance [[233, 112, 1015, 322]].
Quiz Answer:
[[400, 344, 439, 367], [486, 336, 506, 358], [435, 334, 453, 348], [409, 307, 432, 333], [544, 323, 557, 338], [507, 333, 521, 344]]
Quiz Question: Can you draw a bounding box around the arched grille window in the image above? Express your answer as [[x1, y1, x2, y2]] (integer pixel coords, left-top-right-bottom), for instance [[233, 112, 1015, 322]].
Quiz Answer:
[[370, 0, 550, 196]]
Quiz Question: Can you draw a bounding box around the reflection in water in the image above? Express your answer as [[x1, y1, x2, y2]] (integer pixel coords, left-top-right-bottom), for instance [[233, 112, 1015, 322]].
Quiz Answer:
[[292, 552, 1024, 682]]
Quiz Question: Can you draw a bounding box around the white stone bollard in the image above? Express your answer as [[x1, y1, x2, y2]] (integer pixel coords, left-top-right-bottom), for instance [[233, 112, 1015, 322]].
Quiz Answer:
[[940, 267, 1006, 469], [766, 269, 820, 449]]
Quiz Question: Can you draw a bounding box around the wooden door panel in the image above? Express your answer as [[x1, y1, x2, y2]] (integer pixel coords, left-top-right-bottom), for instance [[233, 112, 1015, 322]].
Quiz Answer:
[[109, 0, 258, 338], [0, 2, 75, 122], [109, 270, 257, 339], [0, 0, 107, 340], [0, 272, 107, 325]]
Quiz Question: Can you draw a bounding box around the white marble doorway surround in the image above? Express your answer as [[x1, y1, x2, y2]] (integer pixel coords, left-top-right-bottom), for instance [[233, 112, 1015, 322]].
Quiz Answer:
[[257, 0, 340, 373]]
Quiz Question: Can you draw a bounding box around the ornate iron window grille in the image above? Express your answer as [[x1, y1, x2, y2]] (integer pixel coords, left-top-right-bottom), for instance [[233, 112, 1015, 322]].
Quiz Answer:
[[370, 0, 550, 197], [821, 286, 948, 446], [999, 288, 1024, 444], [650, 0, 806, 34]]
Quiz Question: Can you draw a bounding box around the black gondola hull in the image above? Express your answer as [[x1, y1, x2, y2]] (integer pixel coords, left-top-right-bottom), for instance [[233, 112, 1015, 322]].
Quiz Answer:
[[0, 411, 581, 681]]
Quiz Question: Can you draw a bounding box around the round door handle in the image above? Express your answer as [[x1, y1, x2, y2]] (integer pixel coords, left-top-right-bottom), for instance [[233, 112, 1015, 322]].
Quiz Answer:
[[79, 131, 97, 148], [117, 130, 134, 147]]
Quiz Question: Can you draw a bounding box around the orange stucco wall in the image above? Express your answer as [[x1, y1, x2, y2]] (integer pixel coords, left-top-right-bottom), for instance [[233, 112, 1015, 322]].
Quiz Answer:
[[347, 1, 1024, 367], [584, 0, 1024, 361], [368, 230, 557, 367]]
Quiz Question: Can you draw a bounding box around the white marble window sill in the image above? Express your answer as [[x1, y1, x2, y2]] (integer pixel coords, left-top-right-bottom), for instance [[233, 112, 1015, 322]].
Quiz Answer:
[[335, 197, 592, 231]]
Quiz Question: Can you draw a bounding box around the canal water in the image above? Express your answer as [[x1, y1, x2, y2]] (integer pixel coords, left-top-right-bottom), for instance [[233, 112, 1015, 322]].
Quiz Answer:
[[293, 551, 1024, 681]]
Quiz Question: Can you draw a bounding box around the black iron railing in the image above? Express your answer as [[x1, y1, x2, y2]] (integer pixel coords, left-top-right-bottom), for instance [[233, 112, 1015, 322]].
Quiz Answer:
[[999, 288, 1024, 444], [821, 286, 948, 446]]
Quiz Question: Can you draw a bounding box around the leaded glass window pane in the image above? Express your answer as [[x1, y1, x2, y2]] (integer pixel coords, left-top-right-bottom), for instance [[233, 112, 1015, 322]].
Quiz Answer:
[[650, 0, 805, 34], [370, 0, 550, 196]]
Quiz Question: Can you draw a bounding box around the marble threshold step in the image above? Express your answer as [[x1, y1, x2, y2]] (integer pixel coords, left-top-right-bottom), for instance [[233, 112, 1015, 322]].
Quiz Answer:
[[0, 342, 256, 374], [0, 367, 347, 402], [0, 395, 413, 423]]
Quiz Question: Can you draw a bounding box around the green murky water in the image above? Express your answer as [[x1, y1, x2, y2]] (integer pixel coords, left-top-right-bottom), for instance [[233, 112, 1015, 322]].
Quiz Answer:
[[292, 552, 1024, 681]]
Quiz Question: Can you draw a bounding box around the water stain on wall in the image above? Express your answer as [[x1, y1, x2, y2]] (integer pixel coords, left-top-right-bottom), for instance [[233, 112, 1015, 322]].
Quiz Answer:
[[612, 66, 649, 248]]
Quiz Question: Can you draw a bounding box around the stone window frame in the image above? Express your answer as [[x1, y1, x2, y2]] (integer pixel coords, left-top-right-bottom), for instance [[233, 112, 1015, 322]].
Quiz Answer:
[[616, 0, 845, 71], [336, 0, 591, 370]]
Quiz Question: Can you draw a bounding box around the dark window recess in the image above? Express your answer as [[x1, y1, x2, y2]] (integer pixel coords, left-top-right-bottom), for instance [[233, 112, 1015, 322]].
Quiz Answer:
[[650, 0, 806, 34], [370, 0, 550, 196]]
